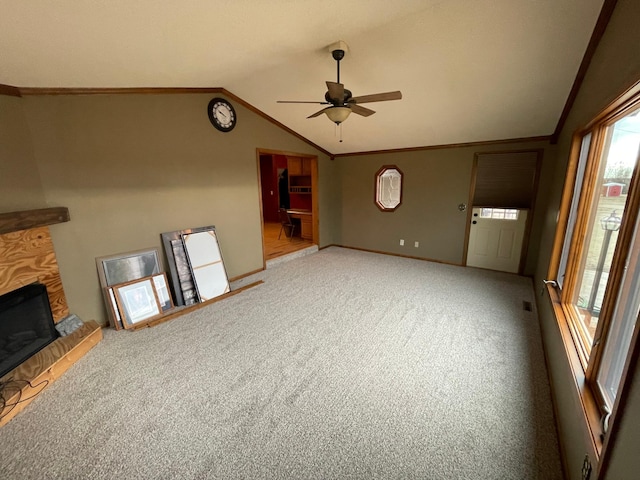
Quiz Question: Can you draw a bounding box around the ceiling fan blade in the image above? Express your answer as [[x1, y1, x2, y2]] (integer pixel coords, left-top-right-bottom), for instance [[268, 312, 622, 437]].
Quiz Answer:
[[277, 100, 330, 104], [326, 81, 345, 102], [350, 104, 376, 117], [349, 91, 402, 104], [307, 107, 332, 119]]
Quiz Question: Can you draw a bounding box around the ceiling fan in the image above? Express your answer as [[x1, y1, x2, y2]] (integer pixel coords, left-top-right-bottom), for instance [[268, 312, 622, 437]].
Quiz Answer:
[[277, 41, 402, 126]]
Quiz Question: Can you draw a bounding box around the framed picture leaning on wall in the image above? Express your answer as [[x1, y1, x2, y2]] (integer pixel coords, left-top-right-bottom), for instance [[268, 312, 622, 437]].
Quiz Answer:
[[95, 247, 162, 329], [161, 231, 199, 307], [183, 229, 230, 302], [113, 277, 162, 329], [161, 226, 230, 306]]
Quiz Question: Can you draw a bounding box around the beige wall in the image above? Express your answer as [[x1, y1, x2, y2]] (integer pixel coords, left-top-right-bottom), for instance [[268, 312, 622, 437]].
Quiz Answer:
[[337, 141, 552, 272], [4, 93, 331, 326], [0, 95, 46, 210], [532, 0, 640, 478]]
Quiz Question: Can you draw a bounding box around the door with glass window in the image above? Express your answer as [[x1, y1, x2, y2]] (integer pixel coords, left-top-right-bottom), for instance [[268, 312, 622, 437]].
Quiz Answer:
[[465, 151, 540, 274], [467, 208, 528, 273]]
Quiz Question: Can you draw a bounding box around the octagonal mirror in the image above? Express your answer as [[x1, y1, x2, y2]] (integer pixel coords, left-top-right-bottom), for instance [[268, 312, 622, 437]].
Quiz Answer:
[[375, 165, 403, 211]]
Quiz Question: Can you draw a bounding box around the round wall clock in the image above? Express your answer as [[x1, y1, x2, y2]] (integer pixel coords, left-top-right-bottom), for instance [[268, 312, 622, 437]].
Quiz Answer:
[[207, 97, 237, 132]]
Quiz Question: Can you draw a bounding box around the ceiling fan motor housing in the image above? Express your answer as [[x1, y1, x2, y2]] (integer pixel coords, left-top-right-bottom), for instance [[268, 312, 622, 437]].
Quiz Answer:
[[331, 49, 345, 61], [325, 88, 352, 105]]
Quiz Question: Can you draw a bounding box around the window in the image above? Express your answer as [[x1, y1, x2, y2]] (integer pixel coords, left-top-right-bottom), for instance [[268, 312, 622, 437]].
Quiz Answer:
[[550, 81, 640, 448], [596, 217, 640, 408], [479, 208, 519, 220], [375, 166, 403, 211], [557, 133, 591, 290]]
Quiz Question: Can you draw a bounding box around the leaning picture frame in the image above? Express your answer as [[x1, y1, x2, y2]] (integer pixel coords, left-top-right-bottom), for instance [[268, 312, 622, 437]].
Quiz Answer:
[[106, 286, 124, 330], [97, 248, 161, 287], [183, 228, 230, 302], [152, 273, 174, 312], [95, 248, 162, 329], [113, 277, 162, 329], [161, 230, 200, 307]]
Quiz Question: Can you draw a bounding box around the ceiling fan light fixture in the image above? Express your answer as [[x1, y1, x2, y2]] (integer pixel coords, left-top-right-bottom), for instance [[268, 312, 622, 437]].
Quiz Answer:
[[325, 106, 351, 124]]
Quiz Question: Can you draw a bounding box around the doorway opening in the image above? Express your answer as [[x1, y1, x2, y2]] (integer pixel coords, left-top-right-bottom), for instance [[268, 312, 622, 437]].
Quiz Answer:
[[464, 150, 541, 274], [257, 150, 319, 264]]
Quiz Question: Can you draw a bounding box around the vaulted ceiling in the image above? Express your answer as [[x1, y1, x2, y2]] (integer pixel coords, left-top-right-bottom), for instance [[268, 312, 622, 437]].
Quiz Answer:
[[0, 0, 605, 155]]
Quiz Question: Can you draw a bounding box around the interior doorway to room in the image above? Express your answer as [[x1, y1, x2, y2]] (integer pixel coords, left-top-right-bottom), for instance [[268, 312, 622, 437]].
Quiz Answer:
[[257, 150, 318, 264], [464, 150, 541, 274]]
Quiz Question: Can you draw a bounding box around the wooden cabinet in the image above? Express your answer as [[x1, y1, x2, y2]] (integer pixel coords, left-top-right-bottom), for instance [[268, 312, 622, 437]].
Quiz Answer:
[[287, 156, 312, 176], [287, 156, 302, 175], [300, 216, 313, 240], [301, 158, 312, 175], [287, 210, 313, 240], [287, 156, 312, 194], [289, 177, 312, 193]]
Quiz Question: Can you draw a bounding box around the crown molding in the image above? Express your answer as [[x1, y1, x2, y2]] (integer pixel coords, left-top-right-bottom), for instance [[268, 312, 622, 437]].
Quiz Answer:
[[0, 83, 21, 97], [551, 0, 619, 144], [332, 136, 551, 158], [18, 87, 224, 96]]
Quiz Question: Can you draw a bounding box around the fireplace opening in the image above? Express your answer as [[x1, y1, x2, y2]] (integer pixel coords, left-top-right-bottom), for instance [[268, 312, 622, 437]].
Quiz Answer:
[[0, 283, 58, 379]]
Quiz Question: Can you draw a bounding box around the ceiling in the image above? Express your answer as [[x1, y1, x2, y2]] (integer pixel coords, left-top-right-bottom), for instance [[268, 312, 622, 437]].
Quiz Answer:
[[0, 0, 605, 155]]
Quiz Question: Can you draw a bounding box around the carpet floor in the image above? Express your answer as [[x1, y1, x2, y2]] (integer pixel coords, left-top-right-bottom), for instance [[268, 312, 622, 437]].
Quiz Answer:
[[1, 247, 563, 479]]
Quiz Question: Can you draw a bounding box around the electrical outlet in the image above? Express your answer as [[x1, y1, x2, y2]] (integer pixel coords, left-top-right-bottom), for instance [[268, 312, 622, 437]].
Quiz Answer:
[[399, 239, 404, 246], [414, 241, 419, 248], [582, 454, 592, 480]]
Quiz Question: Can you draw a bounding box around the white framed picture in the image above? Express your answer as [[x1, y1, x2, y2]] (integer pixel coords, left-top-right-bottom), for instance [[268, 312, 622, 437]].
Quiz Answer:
[[183, 229, 230, 302], [114, 278, 162, 328]]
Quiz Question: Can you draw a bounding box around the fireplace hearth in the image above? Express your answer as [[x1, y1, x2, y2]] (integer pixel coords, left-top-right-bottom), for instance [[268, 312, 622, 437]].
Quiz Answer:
[[0, 283, 58, 379], [0, 207, 102, 428]]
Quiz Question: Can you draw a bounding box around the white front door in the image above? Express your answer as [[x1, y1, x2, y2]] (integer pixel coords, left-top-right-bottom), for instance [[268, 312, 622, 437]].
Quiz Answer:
[[466, 208, 528, 273]]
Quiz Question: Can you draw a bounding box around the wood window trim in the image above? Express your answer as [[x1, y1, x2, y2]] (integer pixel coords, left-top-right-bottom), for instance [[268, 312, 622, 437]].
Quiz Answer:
[[551, 127, 601, 371], [374, 165, 404, 212], [547, 285, 604, 457], [564, 304, 592, 370], [546, 78, 640, 472], [561, 127, 606, 302], [547, 135, 585, 279], [557, 97, 640, 371]]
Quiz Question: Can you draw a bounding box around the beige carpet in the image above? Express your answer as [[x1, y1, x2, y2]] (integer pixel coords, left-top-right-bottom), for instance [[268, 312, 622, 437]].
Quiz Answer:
[[1, 247, 562, 479]]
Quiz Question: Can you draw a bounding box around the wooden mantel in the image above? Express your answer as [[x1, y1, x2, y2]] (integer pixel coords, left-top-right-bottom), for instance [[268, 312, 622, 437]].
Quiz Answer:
[[0, 206, 70, 235], [0, 206, 102, 427], [0, 207, 71, 315]]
